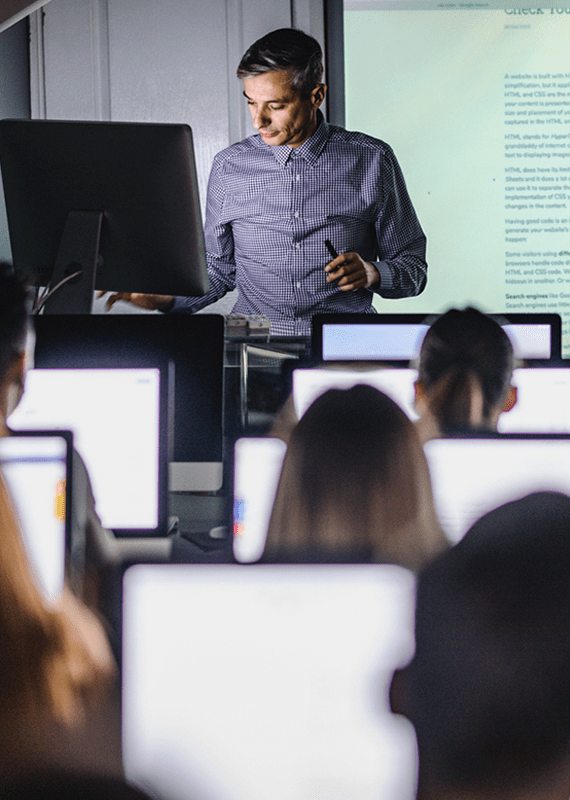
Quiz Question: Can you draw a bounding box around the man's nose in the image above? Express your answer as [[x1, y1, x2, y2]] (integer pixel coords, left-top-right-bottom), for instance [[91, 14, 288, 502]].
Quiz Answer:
[[251, 107, 270, 130]]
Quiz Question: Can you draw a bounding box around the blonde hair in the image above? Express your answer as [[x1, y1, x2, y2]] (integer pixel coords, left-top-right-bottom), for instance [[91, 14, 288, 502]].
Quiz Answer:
[[0, 470, 114, 725], [264, 385, 447, 571]]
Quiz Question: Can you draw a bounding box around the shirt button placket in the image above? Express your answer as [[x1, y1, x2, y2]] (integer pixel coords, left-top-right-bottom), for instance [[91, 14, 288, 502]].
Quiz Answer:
[[291, 159, 303, 309]]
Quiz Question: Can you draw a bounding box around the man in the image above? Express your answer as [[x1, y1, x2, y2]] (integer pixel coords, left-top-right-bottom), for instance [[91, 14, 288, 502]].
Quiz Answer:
[[391, 492, 570, 800], [106, 28, 427, 335]]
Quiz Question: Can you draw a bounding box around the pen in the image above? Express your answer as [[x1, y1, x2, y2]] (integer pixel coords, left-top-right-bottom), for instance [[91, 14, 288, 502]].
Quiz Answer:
[[324, 239, 339, 260]]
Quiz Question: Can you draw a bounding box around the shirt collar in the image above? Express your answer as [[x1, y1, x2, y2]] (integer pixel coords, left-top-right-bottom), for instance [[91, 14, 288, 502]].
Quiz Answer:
[[255, 111, 329, 167]]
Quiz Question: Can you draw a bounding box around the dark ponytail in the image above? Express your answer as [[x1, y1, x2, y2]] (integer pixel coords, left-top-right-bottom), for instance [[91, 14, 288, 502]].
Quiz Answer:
[[418, 308, 514, 432]]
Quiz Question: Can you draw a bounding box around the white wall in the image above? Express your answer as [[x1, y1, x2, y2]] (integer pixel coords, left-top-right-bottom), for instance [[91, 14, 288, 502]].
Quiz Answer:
[[29, 0, 325, 313], [0, 19, 30, 260]]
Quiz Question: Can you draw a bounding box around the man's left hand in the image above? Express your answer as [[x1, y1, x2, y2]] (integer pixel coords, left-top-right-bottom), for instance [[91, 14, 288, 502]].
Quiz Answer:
[[325, 252, 380, 291]]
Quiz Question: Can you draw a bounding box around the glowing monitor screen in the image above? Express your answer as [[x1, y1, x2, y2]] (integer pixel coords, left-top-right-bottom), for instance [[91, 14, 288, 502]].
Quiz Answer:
[[424, 434, 570, 543], [122, 563, 418, 800], [292, 367, 418, 421], [8, 368, 161, 532], [318, 321, 554, 362], [292, 365, 570, 433], [233, 437, 287, 563], [0, 433, 69, 600]]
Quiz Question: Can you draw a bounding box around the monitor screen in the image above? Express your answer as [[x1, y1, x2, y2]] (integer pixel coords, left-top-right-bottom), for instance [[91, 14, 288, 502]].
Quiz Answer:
[[0, 431, 71, 600], [233, 437, 287, 563], [292, 366, 418, 421], [8, 368, 166, 535], [0, 119, 208, 307], [312, 313, 561, 362], [424, 434, 570, 543], [122, 563, 417, 800], [501, 366, 570, 432], [292, 363, 570, 432], [33, 314, 225, 492]]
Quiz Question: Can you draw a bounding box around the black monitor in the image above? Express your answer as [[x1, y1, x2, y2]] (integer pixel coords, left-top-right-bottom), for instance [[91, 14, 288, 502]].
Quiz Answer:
[[32, 313, 225, 493], [0, 119, 208, 312]]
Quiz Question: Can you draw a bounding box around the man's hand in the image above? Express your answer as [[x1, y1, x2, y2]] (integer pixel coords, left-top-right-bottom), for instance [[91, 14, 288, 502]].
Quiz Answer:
[[325, 252, 380, 291], [96, 292, 175, 312]]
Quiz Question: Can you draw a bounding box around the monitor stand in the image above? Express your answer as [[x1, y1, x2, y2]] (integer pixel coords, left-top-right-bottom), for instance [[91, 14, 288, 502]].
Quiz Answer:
[[42, 210, 103, 314]]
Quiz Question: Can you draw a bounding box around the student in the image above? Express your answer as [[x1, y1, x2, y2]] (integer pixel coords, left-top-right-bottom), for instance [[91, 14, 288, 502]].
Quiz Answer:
[[414, 307, 517, 444], [264, 384, 447, 570], [0, 264, 118, 604], [392, 491, 570, 800], [0, 464, 121, 783]]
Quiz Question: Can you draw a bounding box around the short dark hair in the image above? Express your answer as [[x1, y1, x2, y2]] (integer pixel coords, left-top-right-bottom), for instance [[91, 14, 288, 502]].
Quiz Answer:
[[0, 262, 30, 382], [418, 306, 514, 432], [407, 492, 570, 793], [237, 28, 324, 98]]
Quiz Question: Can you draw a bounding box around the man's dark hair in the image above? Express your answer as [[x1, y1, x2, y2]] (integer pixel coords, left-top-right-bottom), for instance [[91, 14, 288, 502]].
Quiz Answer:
[[0, 262, 29, 381], [418, 306, 514, 432], [406, 491, 570, 793], [237, 28, 324, 98]]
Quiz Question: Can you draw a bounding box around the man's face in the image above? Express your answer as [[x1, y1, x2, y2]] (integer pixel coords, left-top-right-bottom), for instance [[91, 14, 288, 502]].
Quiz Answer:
[[243, 70, 325, 148]]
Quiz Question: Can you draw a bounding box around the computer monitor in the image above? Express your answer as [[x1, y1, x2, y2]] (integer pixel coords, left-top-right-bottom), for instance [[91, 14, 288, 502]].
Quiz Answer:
[[0, 119, 208, 312], [291, 365, 419, 422], [312, 313, 562, 362], [122, 563, 417, 800], [291, 363, 570, 433], [32, 314, 225, 492], [0, 430, 72, 599], [8, 366, 168, 537], [424, 433, 570, 543], [233, 436, 287, 563]]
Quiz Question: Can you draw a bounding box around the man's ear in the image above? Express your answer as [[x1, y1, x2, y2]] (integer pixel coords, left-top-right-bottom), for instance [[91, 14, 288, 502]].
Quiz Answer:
[[414, 380, 428, 411], [502, 384, 517, 413], [311, 83, 326, 109], [8, 351, 26, 386]]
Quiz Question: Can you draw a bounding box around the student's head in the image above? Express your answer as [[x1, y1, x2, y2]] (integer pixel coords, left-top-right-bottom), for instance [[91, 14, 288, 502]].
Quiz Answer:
[[264, 384, 447, 571], [237, 29, 326, 148], [0, 264, 32, 425], [415, 307, 515, 438], [395, 492, 570, 798]]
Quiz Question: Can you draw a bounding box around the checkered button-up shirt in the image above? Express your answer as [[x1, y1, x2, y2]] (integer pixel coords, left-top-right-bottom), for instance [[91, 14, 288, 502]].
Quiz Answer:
[[171, 114, 427, 336]]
